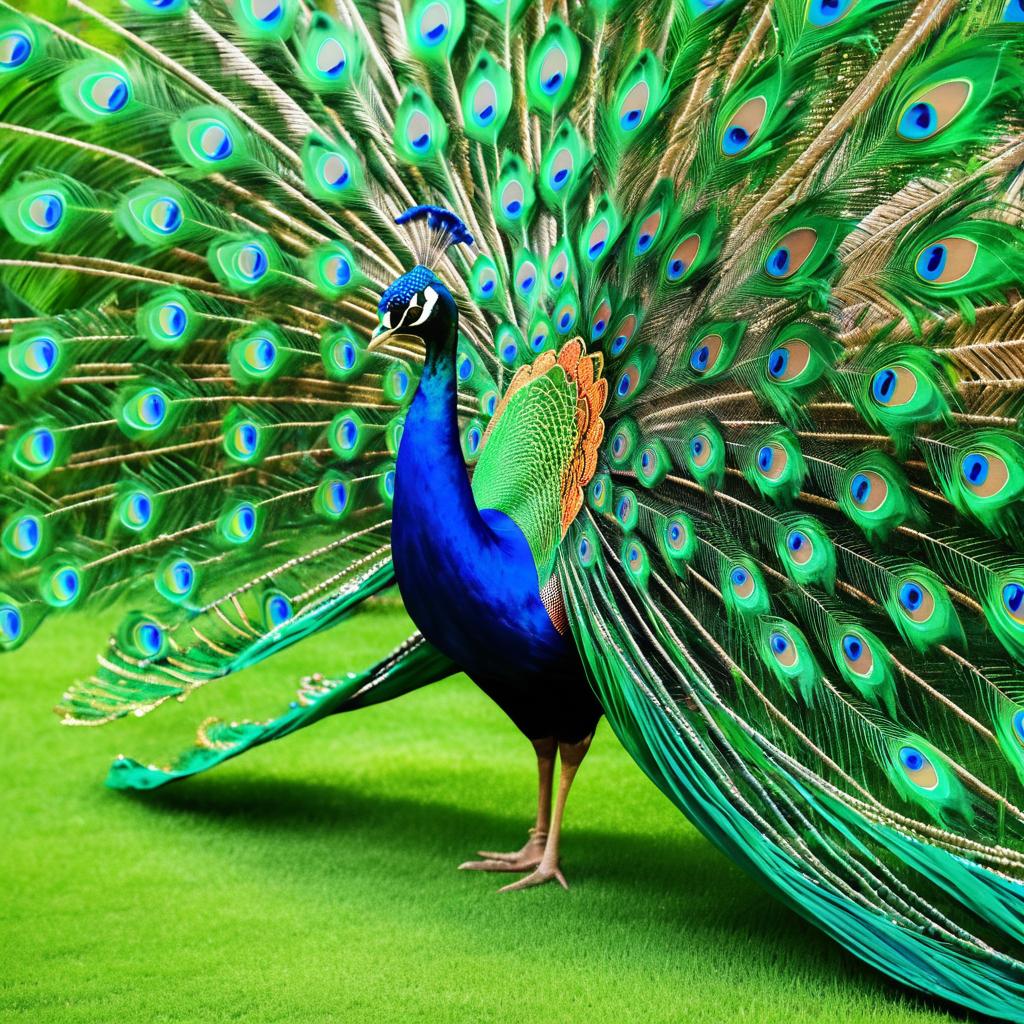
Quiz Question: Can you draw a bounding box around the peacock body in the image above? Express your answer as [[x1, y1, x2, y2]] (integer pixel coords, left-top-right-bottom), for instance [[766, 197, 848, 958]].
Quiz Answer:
[[4, 0, 1024, 1016]]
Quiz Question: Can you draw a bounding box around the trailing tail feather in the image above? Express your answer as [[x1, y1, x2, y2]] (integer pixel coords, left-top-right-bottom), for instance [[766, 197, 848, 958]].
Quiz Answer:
[[106, 632, 454, 789]]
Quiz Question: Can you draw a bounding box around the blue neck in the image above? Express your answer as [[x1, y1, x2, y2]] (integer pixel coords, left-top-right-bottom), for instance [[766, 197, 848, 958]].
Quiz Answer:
[[394, 328, 487, 551]]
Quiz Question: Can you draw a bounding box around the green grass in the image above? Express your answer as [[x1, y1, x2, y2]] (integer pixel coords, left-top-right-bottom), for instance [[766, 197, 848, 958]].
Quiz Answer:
[[0, 599, 960, 1024]]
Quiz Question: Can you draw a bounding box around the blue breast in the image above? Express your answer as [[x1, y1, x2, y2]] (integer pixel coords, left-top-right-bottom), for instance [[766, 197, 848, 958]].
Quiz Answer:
[[390, 366, 570, 684]]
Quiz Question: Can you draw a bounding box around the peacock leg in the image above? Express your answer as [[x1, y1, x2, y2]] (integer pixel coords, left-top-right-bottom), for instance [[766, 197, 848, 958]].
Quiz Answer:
[[498, 734, 592, 893], [458, 737, 556, 873]]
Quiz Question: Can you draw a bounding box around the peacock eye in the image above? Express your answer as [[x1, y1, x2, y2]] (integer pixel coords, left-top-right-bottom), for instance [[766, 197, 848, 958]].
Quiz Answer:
[[406, 285, 439, 327]]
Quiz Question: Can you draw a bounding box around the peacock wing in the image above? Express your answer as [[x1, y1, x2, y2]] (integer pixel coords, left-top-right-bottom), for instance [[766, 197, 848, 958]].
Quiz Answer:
[[472, 339, 606, 580]]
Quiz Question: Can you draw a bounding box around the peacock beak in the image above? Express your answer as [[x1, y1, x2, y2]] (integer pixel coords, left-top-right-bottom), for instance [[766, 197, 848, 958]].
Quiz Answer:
[[367, 322, 395, 351]]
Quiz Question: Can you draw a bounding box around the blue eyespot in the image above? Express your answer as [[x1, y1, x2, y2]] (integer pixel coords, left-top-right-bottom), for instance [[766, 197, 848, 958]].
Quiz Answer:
[[11, 516, 40, 556], [267, 594, 292, 626], [591, 319, 606, 339], [159, 303, 187, 339], [136, 621, 164, 657], [90, 73, 129, 112], [239, 243, 268, 281], [769, 631, 789, 656], [808, 0, 852, 27], [457, 354, 473, 381], [636, 232, 653, 254], [19, 336, 57, 377], [842, 634, 862, 660], [620, 107, 642, 130], [617, 374, 631, 396], [55, 568, 79, 600], [690, 345, 710, 372], [767, 347, 790, 379], [171, 560, 194, 592], [146, 197, 182, 234], [559, 311, 572, 329], [871, 368, 897, 404], [552, 167, 569, 188], [916, 243, 947, 281], [757, 445, 774, 472], [327, 480, 348, 513], [898, 101, 937, 140], [765, 246, 791, 277], [899, 581, 923, 612], [28, 193, 64, 232], [899, 746, 924, 772], [141, 391, 166, 425], [1013, 709, 1024, 744], [238, 423, 258, 454], [690, 437, 704, 457], [236, 504, 256, 537], [961, 453, 989, 486], [850, 473, 871, 505], [519, 275, 534, 292], [722, 125, 750, 155], [124, 491, 153, 528], [1005, 0, 1024, 21], [1003, 582, 1024, 616], [611, 334, 629, 356], [730, 567, 748, 587], [543, 71, 563, 95], [201, 123, 233, 161], [0, 31, 32, 69], [667, 258, 686, 280], [0, 604, 23, 643], [316, 39, 346, 77], [588, 239, 605, 260], [787, 530, 806, 552], [481, 278, 495, 294]]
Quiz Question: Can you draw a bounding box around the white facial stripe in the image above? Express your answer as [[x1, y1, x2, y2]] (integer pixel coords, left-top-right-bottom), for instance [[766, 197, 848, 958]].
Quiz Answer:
[[407, 285, 438, 328]]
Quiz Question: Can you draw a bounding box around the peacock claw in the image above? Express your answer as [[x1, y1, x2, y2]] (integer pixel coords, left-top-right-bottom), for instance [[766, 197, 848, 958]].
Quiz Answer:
[[458, 830, 547, 873], [497, 866, 569, 893], [457, 856, 541, 873]]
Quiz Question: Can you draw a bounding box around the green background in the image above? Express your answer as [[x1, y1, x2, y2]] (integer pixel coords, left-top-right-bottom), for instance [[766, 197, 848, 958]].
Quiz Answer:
[[1, 600, 957, 1022]]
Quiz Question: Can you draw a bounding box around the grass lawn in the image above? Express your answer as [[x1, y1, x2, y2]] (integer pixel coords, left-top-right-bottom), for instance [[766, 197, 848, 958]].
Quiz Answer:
[[0, 597, 959, 1023]]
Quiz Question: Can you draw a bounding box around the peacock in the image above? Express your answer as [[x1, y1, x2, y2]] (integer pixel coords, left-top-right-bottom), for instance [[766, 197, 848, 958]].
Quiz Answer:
[[5, 0, 1024, 1015]]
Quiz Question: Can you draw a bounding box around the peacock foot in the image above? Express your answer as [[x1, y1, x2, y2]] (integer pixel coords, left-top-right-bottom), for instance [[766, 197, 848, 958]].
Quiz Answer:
[[497, 864, 569, 893], [457, 828, 547, 873]]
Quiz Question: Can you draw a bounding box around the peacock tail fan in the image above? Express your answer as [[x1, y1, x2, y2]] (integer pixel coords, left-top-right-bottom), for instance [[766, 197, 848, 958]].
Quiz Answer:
[[4, 0, 1024, 1015]]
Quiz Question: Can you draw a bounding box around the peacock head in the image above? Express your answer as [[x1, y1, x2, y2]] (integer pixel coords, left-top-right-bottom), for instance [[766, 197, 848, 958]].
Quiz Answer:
[[370, 265, 458, 355], [369, 205, 472, 359]]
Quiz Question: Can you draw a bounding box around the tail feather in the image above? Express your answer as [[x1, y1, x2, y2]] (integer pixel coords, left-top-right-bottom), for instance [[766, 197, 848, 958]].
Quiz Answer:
[[105, 631, 454, 789]]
